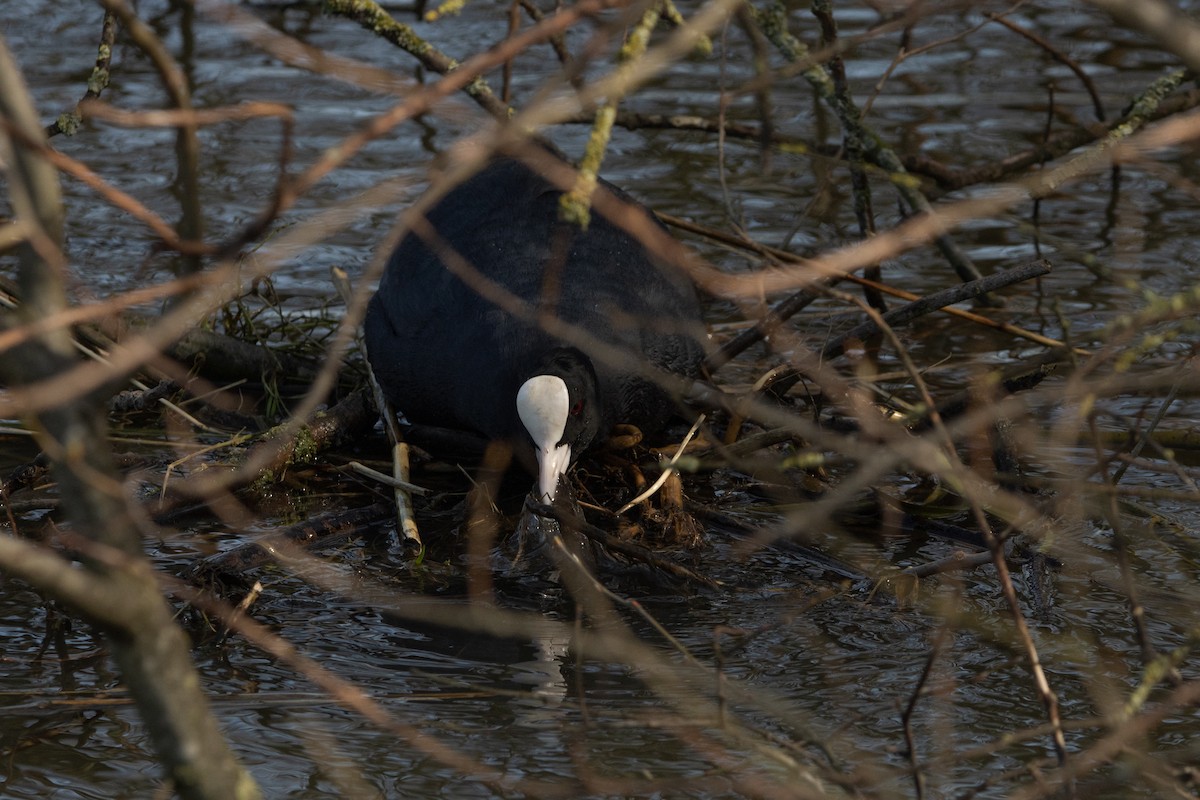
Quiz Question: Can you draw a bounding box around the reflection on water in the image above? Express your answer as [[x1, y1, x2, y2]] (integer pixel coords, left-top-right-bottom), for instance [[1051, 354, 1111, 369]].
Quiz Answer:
[[3, 0, 1200, 798]]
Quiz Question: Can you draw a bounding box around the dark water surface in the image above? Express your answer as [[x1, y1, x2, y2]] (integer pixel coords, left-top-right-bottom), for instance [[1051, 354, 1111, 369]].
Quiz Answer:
[[3, 1, 1200, 798]]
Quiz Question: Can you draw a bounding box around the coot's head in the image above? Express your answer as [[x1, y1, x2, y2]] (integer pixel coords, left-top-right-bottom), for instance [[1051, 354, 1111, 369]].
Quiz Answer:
[[516, 348, 602, 503]]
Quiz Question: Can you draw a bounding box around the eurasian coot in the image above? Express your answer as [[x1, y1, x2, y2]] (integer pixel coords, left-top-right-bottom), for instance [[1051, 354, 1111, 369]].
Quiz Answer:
[[364, 157, 705, 503]]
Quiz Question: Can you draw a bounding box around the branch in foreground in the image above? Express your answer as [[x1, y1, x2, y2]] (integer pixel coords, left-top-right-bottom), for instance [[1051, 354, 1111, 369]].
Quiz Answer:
[[0, 34, 261, 800], [1086, 0, 1200, 74], [819, 259, 1053, 362]]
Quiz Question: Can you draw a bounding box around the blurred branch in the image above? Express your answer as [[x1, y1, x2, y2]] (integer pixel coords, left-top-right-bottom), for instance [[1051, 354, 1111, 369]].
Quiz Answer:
[[986, 10, 1106, 122], [0, 114, 213, 254], [81, 99, 298, 259], [99, 0, 204, 273], [907, 87, 1200, 193], [455, 0, 743, 168], [210, 0, 621, 255], [168, 562, 565, 797], [664, 214, 1078, 366], [0, 32, 261, 800], [1086, 0, 1200, 73], [699, 101, 1200, 301], [196, 0, 417, 96]]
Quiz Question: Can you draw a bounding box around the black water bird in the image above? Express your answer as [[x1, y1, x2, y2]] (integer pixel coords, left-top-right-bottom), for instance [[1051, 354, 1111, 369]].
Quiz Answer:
[[365, 157, 706, 503]]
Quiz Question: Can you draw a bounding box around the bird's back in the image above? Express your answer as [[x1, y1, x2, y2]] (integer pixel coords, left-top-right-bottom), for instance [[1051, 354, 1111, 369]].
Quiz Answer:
[[364, 158, 704, 443]]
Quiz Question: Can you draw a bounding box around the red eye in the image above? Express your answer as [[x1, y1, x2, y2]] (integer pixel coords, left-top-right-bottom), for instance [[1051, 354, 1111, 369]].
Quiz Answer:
[[570, 400, 583, 416]]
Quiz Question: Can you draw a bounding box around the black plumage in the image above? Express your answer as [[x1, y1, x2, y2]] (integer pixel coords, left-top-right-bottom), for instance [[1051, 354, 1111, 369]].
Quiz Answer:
[[364, 157, 705, 499]]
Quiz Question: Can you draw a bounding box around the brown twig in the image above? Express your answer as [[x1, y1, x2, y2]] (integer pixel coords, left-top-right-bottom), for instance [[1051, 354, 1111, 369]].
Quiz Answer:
[[976, 513, 1074, 791], [100, 0, 204, 273], [0, 117, 210, 255], [1085, 0, 1200, 73], [986, 11, 1106, 122]]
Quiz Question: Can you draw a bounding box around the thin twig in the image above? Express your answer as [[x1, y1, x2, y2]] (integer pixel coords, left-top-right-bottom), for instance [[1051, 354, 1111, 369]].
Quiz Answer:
[[749, 2, 994, 300], [901, 624, 949, 800], [346, 461, 428, 496], [985, 11, 1106, 122], [332, 266, 423, 547], [99, 0, 204, 274], [616, 414, 706, 514]]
